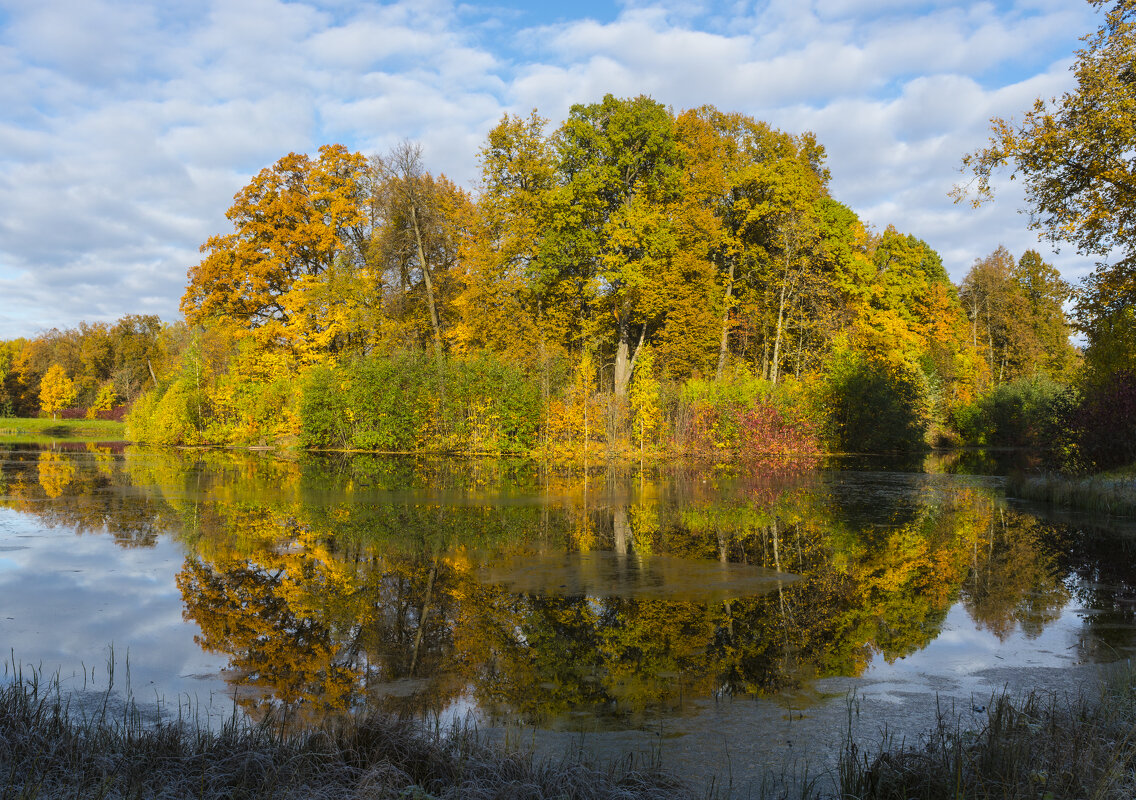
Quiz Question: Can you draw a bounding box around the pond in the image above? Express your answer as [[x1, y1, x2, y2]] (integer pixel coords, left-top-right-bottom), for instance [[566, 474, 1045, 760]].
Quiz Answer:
[[2, 443, 1135, 794]]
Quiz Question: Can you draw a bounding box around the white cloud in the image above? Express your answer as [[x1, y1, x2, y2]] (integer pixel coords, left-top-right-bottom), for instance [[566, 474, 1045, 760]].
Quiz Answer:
[[0, 0, 1108, 338]]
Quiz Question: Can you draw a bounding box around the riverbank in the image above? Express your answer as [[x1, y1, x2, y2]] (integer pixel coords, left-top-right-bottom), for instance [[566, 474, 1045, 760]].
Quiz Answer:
[[841, 663, 1136, 800], [0, 672, 692, 800], [1007, 466, 1136, 517], [5, 665, 1135, 800], [0, 416, 126, 443]]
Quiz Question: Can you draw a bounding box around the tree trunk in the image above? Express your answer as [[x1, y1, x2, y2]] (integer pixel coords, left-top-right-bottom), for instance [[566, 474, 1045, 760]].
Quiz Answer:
[[409, 558, 438, 677], [716, 260, 736, 380], [410, 204, 443, 361], [613, 508, 630, 555], [613, 319, 646, 398], [770, 277, 788, 384]]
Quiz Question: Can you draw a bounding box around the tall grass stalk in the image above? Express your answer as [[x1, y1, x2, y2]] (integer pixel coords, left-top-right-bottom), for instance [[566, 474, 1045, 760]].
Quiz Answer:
[[1007, 471, 1136, 516], [838, 665, 1136, 800], [0, 668, 695, 799]]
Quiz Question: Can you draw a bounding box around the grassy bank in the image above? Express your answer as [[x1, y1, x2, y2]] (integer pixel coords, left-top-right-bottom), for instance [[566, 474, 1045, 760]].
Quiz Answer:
[[1007, 466, 1136, 517], [0, 673, 692, 800], [0, 416, 126, 443], [6, 666, 1136, 799], [839, 666, 1136, 800]]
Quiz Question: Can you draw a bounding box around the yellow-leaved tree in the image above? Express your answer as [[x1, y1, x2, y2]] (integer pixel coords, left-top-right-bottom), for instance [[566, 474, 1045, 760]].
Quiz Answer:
[[629, 347, 661, 461], [39, 364, 76, 420], [86, 382, 118, 420]]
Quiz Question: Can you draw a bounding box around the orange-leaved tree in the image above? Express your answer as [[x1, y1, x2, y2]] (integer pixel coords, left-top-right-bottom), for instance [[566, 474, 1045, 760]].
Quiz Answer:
[[181, 144, 370, 351]]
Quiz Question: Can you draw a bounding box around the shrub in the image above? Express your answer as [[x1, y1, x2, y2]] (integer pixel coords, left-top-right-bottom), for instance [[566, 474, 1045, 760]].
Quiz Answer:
[[125, 378, 206, 445], [679, 374, 820, 461], [299, 351, 543, 453], [1074, 369, 1136, 472], [817, 347, 932, 453], [952, 374, 1069, 447]]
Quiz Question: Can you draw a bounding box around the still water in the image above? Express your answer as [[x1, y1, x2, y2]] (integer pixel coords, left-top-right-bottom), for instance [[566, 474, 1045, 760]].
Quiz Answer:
[[2, 443, 1135, 791]]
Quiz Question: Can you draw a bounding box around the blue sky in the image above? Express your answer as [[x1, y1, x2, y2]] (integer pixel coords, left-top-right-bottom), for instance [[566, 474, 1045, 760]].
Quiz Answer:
[[0, 0, 1102, 339]]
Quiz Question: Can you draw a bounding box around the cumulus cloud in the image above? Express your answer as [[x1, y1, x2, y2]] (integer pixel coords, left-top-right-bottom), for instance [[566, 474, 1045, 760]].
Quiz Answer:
[[0, 0, 1105, 338]]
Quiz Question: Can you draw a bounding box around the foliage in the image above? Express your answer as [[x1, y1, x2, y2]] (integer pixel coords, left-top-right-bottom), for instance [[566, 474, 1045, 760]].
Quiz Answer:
[[299, 351, 542, 454], [38, 364, 76, 419], [629, 347, 661, 451], [958, 1, 1135, 387], [679, 373, 820, 461], [952, 374, 1070, 447], [182, 145, 370, 334], [64, 95, 1084, 457], [126, 376, 206, 446], [957, 1, 1136, 266], [1, 315, 164, 417], [959, 247, 1077, 386], [817, 345, 933, 452], [86, 382, 119, 420], [1070, 369, 1136, 472]]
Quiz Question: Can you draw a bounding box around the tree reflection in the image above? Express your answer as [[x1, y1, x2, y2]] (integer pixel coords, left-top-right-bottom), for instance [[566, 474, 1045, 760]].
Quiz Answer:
[[3, 445, 1134, 729]]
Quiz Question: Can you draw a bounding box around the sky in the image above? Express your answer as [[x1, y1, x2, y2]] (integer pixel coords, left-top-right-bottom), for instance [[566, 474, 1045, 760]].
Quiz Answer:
[[0, 0, 1104, 340]]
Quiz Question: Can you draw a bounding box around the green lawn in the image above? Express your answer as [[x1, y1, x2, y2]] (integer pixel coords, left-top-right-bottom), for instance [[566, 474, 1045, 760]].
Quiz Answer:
[[0, 416, 127, 442]]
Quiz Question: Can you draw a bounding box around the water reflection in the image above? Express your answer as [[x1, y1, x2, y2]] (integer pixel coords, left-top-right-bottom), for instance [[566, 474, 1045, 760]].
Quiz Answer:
[[1, 444, 1134, 733]]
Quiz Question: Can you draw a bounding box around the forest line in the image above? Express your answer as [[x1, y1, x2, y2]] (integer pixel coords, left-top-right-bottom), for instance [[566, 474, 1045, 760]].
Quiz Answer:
[[0, 95, 1127, 469]]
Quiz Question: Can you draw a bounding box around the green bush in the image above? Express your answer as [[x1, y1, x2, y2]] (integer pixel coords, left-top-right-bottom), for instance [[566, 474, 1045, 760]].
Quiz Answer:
[[298, 364, 350, 449], [125, 378, 206, 445], [299, 351, 543, 453], [818, 347, 932, 453], [952, 375, 1069, 448]]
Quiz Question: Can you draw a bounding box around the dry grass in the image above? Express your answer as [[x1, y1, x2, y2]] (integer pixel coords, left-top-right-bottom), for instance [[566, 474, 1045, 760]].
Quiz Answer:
[[0, 670, 694, 800], [839, 667, 1136, 800], [9, 659, 1136, 800], [1007, 471, 1136, 517]]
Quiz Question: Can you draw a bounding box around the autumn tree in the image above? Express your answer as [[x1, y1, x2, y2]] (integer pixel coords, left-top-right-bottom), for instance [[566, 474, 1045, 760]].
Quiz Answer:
[[39, 364, 76, 419], [453, 112, 565, 370], [0, 339, 24, 416], [182, 144, 371, 350], [960, 247, 1077, 384], [957, 0, 1136, 376], [551, 94, 684, 397], [629, 347, 661, 456], [959, 246, 1017, 384], [1011, 250, 1078, 379], [370, 143, 471, 358], [86, 383, 119, 419], [670, 107, 834, 382]]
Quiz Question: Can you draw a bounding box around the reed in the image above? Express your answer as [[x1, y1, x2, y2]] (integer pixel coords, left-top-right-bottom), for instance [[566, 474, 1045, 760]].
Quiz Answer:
[[1007, 470, 1136, 516], [0, 668, 693, 800], [8, 656, 1136, 799], [838, 665, 1136, 800]]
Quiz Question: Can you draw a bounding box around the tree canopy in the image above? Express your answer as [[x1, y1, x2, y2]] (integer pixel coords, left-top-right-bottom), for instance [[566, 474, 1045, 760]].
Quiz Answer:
[[956, 0, 1135, 376]]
